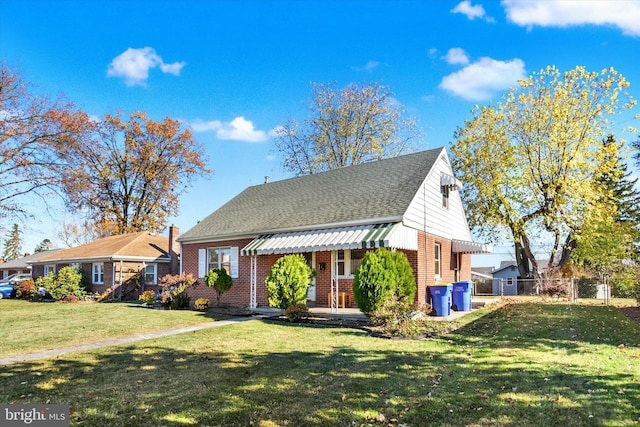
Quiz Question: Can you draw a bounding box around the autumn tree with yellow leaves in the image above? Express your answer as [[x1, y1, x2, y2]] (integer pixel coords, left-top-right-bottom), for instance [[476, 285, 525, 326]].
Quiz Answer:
[[451, 66, 637, 279]]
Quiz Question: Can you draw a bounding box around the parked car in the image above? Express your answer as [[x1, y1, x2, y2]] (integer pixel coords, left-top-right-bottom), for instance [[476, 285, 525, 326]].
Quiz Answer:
[[0, 274, 32, 299], [0, 273, 32, 284]]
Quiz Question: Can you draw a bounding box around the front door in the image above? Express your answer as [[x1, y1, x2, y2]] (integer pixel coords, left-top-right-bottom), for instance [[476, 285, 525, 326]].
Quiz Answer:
[[303, 252, 316, 302]]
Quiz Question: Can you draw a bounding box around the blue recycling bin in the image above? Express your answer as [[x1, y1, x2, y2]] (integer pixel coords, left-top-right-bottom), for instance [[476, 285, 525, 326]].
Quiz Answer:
[[452, 281, 473, 311], [429, 284, 452, 316]]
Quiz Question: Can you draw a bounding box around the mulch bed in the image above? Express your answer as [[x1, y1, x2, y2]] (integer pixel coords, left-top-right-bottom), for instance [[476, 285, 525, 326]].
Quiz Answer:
[[619, 306, 640, 325]]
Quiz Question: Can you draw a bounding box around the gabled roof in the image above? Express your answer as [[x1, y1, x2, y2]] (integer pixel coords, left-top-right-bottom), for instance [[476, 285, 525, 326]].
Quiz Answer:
[[491, 263, 518, 275], [180, 148, 444, 242], [29, 232, 170, 264], [0, 250, 63, 270]]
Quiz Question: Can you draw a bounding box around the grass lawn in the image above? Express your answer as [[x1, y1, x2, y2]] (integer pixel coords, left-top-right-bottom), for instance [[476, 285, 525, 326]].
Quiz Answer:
[[1, 300, 639, 426], [0, 300, 227, 358]]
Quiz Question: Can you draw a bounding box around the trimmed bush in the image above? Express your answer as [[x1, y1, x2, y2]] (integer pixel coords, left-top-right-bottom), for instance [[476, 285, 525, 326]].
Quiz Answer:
[[352, 248, 416, 315], [35, 267, 88, 301], [204, 268, 233, 306], [194, 297, 210, 311], [285, 303, 310, 322], [265, 254, 312, 309]]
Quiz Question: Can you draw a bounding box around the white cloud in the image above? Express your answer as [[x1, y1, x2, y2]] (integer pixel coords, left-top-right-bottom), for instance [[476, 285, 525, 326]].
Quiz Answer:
[[439, 57, 526, 101], [502, 0, 640, 36], [107, 47, 186, 86], [190, 116, 271, 143], [351, 60, 381, 72], [444, 48, 470, 65], [452, 1, 487, 20]]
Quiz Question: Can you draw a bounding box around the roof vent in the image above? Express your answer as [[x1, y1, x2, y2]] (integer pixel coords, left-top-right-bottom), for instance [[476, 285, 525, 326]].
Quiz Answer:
[[264, 176, 269, 184]]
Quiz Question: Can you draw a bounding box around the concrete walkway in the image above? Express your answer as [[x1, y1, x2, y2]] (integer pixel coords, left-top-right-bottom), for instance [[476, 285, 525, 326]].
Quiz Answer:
[[0, 315, 262, 366]]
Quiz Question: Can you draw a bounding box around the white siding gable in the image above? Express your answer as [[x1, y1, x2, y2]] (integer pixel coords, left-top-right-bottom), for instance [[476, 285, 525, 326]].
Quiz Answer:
[[402, 148, 472, 241]]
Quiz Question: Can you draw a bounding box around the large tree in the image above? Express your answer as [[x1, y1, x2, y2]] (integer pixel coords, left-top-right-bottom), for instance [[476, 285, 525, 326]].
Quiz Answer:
[[56, 221, 105, 248], [3, 223, 22, 260], [0, 63, 78, 219], [58, 111, 210, 235], [273, 82, 422, 175], [451, 66, 637, 279]]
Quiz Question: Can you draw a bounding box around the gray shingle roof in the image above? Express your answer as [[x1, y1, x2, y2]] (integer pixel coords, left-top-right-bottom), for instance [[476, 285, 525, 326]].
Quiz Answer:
[[180, 148, 444, 241], [0, 250, 63, 270]]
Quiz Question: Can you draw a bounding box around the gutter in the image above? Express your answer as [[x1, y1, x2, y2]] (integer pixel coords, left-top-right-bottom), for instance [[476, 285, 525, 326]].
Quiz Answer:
[[177, 216, 404, 244]]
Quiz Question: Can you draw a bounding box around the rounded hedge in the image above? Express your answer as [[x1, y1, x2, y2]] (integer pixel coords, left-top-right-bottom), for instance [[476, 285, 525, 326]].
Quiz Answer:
[[352, 248, 416, 314], [265, 254, 313, 309]]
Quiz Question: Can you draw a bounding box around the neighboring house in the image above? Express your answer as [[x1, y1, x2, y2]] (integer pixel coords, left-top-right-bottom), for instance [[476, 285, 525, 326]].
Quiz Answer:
[[491, 263, 519, 296], [0, 250, 62, 278], [179, 148, 491, 309], [29, 226, 180, 299]]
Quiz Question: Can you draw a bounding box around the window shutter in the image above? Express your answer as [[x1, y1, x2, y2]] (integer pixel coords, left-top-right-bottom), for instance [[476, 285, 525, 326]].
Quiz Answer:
[[230, 247, 239, 278], [198, 249, 207, 278]]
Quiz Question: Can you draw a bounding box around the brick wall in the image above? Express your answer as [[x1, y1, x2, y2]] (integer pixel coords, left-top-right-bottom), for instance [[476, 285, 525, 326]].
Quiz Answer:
[[182, 233, 474, 309], [182, 238, 255, 306]]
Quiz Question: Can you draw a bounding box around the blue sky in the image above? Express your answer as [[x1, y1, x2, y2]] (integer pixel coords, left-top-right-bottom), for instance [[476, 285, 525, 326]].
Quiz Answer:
[[1, 0, 639, 267]]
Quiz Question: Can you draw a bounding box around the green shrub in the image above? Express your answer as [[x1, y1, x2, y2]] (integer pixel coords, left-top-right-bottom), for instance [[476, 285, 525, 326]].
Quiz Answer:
[[204, 268, 233, 306], [138, 290, 156, 305], [352, 248, 416, 314], [577, 277, 597, 298], [265, 254, 312, 309], [170, 286, 190, 309], [285, 303, 310, 322], [35, 267, 88, 301], [369, 298, 432, 337], [610, 267, 637, 298], [194, 297, 210, 311]]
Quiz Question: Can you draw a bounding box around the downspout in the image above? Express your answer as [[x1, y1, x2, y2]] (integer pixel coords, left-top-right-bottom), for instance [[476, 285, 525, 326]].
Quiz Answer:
[[423, 180, 429, 306]]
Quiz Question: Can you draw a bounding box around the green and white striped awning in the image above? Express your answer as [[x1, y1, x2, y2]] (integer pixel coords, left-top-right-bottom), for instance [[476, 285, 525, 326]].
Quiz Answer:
[[241, 223, 418, 256]]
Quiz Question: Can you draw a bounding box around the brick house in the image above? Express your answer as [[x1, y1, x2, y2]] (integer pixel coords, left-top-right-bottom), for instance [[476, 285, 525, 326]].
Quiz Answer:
[[29, 226, 180, 299], [178, 148, 491, 309]]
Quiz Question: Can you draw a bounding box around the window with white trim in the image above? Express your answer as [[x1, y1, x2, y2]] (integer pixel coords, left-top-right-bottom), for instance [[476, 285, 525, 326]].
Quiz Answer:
[[441, 185, 450, 208], [92, 263, 104, 284], [144, 264, 157, 284], [337, 249, 366, 278], [69, 263, 81, 270], [198, 247, 239, 279], [434, 243, 441, 279], [44, 265, 56, 276], [208, 247, 231, 275]]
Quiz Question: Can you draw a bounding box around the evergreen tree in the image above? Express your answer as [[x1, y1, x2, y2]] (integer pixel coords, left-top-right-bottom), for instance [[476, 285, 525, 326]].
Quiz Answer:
[[3, 224, 22, 261], [34, 238, 52, 253], [572, 136, 640, 270], [599, 135, 640, 225]]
